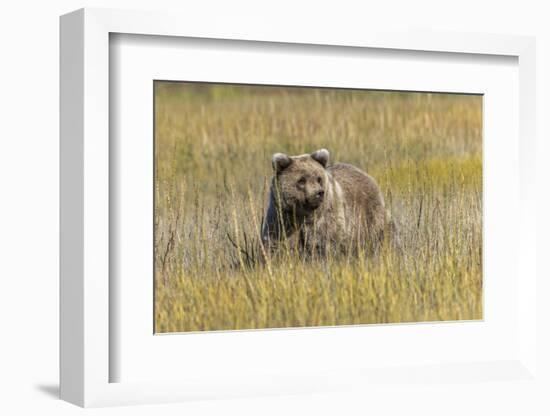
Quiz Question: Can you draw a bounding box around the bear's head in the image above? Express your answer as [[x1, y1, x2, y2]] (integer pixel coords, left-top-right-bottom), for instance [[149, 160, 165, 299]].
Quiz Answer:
[[271, 149, 330, 216]]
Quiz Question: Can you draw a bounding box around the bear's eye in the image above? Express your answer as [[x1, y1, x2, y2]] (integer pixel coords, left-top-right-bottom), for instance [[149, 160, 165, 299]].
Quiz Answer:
[[317, 176, 323, 185], [297, 177, 306, 186]]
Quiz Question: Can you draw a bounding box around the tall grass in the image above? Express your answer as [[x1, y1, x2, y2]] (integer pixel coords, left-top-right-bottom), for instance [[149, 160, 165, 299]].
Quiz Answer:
[[154, 82, 482, 333]]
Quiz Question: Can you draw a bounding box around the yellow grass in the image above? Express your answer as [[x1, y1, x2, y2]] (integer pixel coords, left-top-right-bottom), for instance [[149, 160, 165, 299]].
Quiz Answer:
[[154, 82, 483, 333]]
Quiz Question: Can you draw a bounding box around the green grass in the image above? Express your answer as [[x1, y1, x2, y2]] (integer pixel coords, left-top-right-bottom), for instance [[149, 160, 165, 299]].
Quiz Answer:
[[154, 82, 483, 333]]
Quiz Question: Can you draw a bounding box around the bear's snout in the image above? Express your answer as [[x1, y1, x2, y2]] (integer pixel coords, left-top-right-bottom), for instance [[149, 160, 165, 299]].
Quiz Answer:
[[305, 189, 325, 210]]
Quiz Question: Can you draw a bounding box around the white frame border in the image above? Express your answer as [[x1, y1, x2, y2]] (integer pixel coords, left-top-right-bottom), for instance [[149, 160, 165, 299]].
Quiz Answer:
[[60, 7, 537, 407]]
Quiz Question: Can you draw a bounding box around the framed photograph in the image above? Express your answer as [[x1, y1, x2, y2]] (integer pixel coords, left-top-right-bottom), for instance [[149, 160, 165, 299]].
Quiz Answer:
[[60, 8, 538, 408], [152, 81, 483, 334]]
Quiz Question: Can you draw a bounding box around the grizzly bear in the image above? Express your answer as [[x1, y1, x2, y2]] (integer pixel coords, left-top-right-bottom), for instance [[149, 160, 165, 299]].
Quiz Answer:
[[261, 149, 387, 257]]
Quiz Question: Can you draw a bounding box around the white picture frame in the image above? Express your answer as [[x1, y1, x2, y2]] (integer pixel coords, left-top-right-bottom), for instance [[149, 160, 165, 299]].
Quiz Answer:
[[60, 7, 538, 408]]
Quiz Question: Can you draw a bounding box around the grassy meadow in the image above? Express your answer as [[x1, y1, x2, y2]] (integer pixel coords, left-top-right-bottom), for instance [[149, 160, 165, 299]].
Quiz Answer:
[[154, 82, 483, 333]]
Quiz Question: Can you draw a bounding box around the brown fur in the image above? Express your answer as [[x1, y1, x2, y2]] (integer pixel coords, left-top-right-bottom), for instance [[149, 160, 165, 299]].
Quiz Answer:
[[261, 149, 387, 256]]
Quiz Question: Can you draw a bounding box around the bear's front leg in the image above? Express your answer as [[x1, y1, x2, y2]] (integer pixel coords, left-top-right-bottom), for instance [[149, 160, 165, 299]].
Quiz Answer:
[[261, 197, 298, 255]]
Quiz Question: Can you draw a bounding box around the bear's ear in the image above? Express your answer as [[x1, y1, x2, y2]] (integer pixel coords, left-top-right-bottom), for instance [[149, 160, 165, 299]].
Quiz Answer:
[[272, 153, 292, 172], [311, 148, 329, 168]]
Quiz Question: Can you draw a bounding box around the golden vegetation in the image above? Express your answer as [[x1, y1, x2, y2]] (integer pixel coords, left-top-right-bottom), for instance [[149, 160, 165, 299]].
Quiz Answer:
[[154, 83, 482, 333]]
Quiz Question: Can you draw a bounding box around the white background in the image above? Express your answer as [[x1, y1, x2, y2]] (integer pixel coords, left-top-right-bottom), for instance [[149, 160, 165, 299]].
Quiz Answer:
[[1, 1, 548, 415]]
